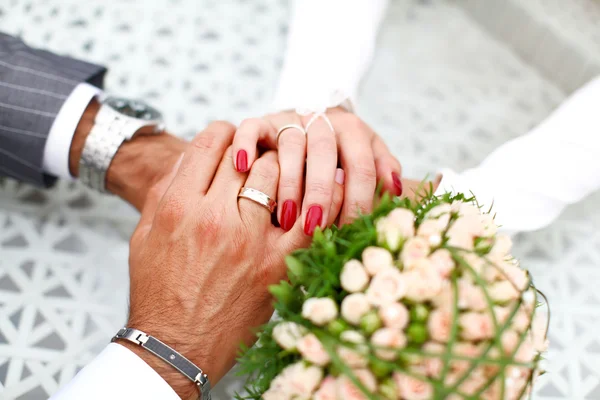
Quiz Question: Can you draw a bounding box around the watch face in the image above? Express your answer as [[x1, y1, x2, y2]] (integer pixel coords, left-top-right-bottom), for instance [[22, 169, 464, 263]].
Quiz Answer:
[[105, 97, 162, 121]]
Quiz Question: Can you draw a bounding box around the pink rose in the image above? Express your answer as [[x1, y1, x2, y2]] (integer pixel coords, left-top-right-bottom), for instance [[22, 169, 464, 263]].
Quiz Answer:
[[341, 293, 371, 325], [340, 260, 370, 293], [371, 328, 407, 360], [362, 246, 394, 276], [458, 373, 486, 396], [376, 209, 415, 251], [431, 282, 454, 310], [338, 331, 368, 368], [366, 268, 406, 306], [393, 373, 433, 400], [302, 298, 338, 326], [459, 312, 494, 341], [379, 302, 409, 330], [512, 307, 532, 332], [336, 370, 377, 400], [417, 219, 446, 246], [454, 202, 480, 217], [428, 308, 452, 342], [297, 333, 331, 366], [387, 208, 416, 238], [501, 329, 520, 355], [515, 336, 536, 363], [313, 376, 336, 400], [479, 213, 498, 236], [532, 312, 549, 353], [425, 203, 452, 225], [403, 266, 443, 302], [458, 278, 487, 311], [287, 362, 323, 398], [401, 237, 430, 269], [493, 305, 511, 325], [499, 264, 529, 291], [422, 341, 445, 378], [490, 234, 512, 257], [488, 281, 520, 302], [450, 342, 481, 375], [429, 249, 455, 279]]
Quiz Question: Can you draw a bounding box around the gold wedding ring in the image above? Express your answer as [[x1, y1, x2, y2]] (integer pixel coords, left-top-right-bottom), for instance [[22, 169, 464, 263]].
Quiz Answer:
[[238, 187, 277, 213], [276, 124, 306, 144]]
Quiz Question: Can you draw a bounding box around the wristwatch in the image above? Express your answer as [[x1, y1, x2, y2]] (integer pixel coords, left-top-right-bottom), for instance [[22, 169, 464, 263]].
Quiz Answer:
[[79, 96, 165, 193]]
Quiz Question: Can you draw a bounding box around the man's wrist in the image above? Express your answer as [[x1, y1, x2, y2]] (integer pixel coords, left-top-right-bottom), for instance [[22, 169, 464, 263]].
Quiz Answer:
[[69, 99, 187, 210]]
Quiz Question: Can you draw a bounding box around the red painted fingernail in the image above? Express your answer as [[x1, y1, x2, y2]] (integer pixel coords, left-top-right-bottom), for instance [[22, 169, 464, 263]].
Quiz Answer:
[[281, 200, 297, 231], [304, 205, 323, 236], [236, 150, 248, 172], [392, 172, 403, 196]]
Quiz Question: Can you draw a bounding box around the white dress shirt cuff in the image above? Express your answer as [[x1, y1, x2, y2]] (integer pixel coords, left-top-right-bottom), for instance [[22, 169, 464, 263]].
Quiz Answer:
[[272, 0, 389, 113], [50, 343, 179, 400], [42, 82, 102, 180]]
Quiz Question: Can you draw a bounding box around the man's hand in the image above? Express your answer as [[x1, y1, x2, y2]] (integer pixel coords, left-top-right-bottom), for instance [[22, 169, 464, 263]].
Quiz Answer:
[[121, 121, 345, 398], [68, 98, 186, 211]]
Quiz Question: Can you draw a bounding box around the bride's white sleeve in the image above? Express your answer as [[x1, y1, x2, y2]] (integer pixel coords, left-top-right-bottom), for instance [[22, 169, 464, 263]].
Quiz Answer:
[[436, 76, 600, 235], [49, 344, 179, 399], [272, 0, 389, 112]]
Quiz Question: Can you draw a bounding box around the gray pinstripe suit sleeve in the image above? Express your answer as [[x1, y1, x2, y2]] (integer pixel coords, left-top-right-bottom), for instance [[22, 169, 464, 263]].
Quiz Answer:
[[0, 32, 107, 186]]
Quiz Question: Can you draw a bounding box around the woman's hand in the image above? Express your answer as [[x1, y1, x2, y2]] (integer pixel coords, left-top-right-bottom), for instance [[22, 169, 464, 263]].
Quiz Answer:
[[231, 107, 402, 234], [124, 122, 344, 398]]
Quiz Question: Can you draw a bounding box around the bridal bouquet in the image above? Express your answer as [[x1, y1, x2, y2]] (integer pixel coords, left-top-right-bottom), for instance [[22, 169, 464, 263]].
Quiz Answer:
[[237, 191, 549, 400]]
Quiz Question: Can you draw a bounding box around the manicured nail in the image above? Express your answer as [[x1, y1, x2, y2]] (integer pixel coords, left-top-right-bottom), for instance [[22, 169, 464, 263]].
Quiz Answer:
[[281, 200, 297, 231], [392, 172, 403, 196], [236, 150, 248, 172], [335, 168, 345, 185], [304, 205, 323, 236]]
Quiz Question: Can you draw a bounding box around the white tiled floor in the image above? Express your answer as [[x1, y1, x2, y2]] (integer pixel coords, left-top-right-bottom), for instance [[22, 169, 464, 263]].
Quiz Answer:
[[1, 0, 599, 398]]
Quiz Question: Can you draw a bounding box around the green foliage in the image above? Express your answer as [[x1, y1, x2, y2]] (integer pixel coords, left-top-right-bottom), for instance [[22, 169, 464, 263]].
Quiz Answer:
[[235, 188, 546, 400]]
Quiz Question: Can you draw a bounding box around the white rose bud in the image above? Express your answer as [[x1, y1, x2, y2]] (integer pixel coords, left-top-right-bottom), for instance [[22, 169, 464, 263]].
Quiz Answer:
[[337, 371, 377, 400], [379, 302, 409, 330], [341, 293, 371, 325], [426, 203, 452, 223], [371, 328, 407, 360], [297, 333, 331, 366], [286, 362, 323, 398], [417, 219, 446, 246], [377, 209, 415, 251], [338, 331, 368, 368], [401, 237, 430, 269], [302, 298, 338, 326], [340, 260, 370, 293], [272, 321, 307, 350], [366, 268, 406, 306], [362, 246, 394, 276], [394, 372, 434, 400], [388, 208, 416, 238], [459, 312, 494, 341], [490, 234, 512, 257]]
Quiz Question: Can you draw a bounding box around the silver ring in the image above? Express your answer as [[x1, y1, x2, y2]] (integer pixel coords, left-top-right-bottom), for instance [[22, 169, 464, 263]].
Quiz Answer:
[[304, 112, 335, 133], [238, 187, 277, 213], [276, 124, 306, 144]]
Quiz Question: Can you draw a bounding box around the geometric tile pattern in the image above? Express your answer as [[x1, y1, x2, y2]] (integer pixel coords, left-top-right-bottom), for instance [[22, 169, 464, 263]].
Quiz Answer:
[[1, 0, 598, 399]]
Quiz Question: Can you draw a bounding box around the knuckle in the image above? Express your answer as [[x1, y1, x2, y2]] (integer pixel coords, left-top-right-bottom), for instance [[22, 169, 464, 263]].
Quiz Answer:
[[279, 130, 306, 149], [191, 129, 218, 151], [307, 180, 333, 200], [207, 120, 236, 133], [347, 198, 372, 216], [279, 174, 302, 191], [343, 113, 366, 132], [309, 136, 337, 156], [239, 118, 263, 130], [155, 195, 187, 231], [349, 160, 377, 183], [197, 209, 223, 236]]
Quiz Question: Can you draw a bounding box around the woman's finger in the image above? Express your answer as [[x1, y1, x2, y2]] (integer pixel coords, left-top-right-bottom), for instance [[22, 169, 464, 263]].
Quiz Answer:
[[372, 134, 403, 196], [231, 118, 277, 172], [327, 168, 345, 226], [238, 150, 280, 227], [337, 129, 377, 226], [302, 117, 337, 235], [169, 121, 236, 196], [277, 126, 307, 231]]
